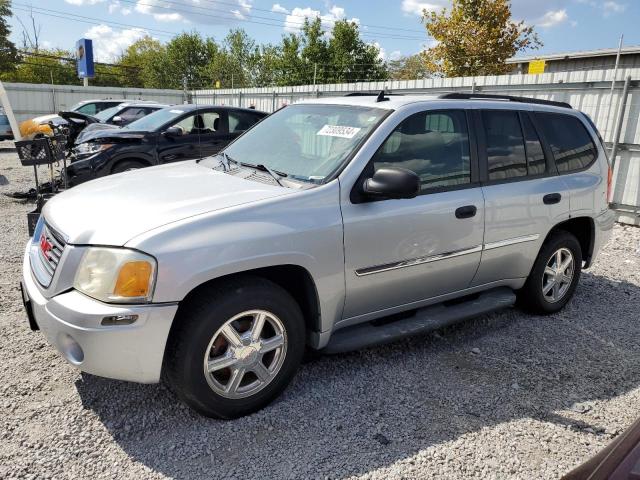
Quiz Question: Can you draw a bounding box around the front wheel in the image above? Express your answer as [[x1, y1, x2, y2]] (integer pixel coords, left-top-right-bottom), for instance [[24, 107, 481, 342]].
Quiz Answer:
[[517, 231, 582, 314], [163, 276, 305, 419]]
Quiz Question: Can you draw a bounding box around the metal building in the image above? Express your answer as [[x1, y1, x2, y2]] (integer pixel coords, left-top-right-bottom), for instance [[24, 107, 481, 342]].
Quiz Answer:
[[507, 46, 640, 74]]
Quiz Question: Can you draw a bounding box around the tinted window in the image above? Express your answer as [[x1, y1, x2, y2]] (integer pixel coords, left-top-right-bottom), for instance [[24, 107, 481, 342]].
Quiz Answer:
[[229, 111, 261, 133], [75, 103, 97, 115], [536, 113, 597, 172], [169, 111, 220, 135], [118, 107, 149, 123], [372, 110, 471, 191], [483, 110, 527, 181], [521, 114, 546, 176]]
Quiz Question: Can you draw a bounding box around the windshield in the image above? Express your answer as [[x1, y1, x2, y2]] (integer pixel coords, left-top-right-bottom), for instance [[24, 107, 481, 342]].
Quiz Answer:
[[94, 105, 121, 122], [219, 104, 388, 182], [124, 107, 187, 131]]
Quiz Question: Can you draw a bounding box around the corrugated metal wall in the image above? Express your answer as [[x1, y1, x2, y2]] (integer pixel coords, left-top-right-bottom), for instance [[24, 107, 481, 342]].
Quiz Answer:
[[3, 82, 186, 122], [193, 68, 640, 223]]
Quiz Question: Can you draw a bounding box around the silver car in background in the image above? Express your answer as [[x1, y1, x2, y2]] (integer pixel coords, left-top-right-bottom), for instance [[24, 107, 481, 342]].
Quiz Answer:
[[21, 93, 614, 418]]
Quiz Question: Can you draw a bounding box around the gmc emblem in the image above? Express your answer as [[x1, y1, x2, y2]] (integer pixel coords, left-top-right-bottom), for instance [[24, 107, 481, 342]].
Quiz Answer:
[[39, 233, 52, 260]]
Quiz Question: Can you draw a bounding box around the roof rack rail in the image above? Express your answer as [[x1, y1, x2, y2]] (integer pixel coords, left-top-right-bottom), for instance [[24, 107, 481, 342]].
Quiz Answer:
[[344, 91, 403, 97], [438, 92, 572, 109]]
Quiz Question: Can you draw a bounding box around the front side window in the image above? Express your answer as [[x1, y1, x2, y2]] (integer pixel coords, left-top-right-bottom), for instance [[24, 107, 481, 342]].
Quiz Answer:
[[371, 109, 471, 191], [219, 104, 388, 183], [483, 110, 527, 181], [535, 113, 597, 172]]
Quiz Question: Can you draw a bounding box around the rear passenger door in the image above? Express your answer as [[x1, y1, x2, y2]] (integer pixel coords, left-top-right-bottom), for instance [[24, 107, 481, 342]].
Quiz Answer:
[[472, 109, 571, 286], [341, 108, 485, 320]]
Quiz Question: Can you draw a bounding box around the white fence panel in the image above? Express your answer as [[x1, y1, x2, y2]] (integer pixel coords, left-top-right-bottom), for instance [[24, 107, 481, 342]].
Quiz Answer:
[[3, 82, 185, 122]]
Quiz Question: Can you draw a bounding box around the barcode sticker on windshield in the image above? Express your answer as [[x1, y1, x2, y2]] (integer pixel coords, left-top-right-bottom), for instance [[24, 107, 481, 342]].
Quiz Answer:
[[317, 125, 361, 139], [169, 110, 184, 114]]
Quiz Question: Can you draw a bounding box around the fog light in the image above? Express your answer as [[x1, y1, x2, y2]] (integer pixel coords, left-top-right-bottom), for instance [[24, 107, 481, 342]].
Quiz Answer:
[[101, 314, 138, 326], [57, 333, 84, 365]]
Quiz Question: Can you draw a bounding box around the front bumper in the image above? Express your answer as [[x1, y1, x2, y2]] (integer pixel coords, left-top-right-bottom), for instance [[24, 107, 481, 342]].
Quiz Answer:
[[22, 243, 178, 383]]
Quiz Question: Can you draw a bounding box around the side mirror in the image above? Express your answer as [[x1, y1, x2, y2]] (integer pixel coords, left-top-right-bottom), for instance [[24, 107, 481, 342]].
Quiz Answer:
[[111, 115, 123, 124], [162, 126, 183, 138], [363, 167, 420, 200]]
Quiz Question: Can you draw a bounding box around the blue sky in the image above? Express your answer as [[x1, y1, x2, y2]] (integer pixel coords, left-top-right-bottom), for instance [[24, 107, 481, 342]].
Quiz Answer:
[[7, 0, 639, 63]]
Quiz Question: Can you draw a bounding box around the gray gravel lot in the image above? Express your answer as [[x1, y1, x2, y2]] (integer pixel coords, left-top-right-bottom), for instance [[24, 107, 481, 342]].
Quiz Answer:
[[1, 145, 640, 479]]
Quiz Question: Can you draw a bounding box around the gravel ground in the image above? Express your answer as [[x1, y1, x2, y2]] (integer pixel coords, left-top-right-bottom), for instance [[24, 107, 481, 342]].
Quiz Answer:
[[1, 145, 640, 479]]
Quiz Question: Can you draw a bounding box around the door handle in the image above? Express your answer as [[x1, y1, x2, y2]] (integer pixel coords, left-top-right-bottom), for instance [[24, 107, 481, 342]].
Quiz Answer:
[[543, 193, 562, 205], [455, 205, 477, 219]]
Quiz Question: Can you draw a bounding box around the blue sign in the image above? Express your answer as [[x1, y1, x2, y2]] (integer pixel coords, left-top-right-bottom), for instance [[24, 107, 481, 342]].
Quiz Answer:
[[76, 38, 95, 79]]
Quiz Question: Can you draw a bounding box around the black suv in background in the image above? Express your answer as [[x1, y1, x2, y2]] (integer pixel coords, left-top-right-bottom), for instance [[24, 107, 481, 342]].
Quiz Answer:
[[66, 104, 267, 186]]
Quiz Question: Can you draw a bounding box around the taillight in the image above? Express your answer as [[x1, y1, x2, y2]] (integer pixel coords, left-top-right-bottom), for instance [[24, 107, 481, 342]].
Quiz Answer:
[[607, 165, 613, 204]]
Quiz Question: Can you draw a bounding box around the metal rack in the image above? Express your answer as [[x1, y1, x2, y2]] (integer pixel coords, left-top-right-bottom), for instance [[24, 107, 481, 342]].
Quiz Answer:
[[15, 135, 68, 235]]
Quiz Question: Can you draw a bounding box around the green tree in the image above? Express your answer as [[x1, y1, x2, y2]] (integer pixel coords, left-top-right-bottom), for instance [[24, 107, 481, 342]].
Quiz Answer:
[[299, 17, 329, 84], [421, 0, 541, 77], [275, 33, 304, 86], [327, 20, 387, 83], [1, 49, 76, 84], [157, 32, 218, 89], [117, 36, 167, 88], [0, 0, 19, 74], [388, 54, 431, 80]]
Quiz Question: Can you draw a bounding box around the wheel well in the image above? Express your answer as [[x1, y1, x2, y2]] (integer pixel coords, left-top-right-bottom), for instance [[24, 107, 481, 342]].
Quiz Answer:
[[547, 217, 595, 267], [177, 265, 321, 336], [111, 157, 150, 173]]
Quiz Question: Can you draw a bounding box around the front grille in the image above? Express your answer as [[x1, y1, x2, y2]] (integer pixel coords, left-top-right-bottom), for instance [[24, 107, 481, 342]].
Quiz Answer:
[[34, 223, 66, 286]]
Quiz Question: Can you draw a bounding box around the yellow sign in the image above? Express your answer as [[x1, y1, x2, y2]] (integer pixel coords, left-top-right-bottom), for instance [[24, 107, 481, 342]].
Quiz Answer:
[[215, 80, 221, 88], [528, 60, 546, 74]]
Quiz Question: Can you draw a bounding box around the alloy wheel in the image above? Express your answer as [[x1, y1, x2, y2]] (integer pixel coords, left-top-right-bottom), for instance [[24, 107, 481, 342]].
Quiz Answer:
[[203, 310, 287, 399], [541, 247, 575, 303]]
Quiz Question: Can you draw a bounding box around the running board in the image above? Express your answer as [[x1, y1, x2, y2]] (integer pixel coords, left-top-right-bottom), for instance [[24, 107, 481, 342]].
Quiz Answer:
[[323, 287, 516, 354]]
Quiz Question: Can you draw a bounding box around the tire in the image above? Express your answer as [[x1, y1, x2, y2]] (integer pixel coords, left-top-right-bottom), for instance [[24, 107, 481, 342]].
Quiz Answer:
[[163, 276, 305, 419], [112, 160, 146, 174], [517, 230, 582, 314]]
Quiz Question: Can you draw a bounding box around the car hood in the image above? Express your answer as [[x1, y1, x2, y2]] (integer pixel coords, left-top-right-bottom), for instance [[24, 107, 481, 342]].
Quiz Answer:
[[75, 123, 121, 143], [43, 160, 293, 246], [75, 127, 147, 144]]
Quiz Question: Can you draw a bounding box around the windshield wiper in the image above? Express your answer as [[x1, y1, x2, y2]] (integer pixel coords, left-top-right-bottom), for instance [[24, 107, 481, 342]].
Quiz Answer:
[[216, 151, 238, 171], [244, 162, 286, 187]]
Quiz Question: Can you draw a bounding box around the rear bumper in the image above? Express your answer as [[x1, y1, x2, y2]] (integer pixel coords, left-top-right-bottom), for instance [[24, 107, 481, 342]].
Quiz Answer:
[[22, 243, 178, 383], [587, 208, 616, 268]]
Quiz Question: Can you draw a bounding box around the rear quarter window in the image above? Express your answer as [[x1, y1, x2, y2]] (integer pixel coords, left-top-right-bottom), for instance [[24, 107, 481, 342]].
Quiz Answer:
[[535, 113, 597, 173]]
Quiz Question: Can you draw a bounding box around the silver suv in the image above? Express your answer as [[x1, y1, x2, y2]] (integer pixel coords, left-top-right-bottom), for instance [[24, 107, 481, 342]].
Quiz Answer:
[[21, 93, 615, 418]]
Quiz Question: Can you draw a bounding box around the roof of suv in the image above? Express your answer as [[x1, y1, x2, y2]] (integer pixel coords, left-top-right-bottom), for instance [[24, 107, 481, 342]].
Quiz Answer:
[[299, 93, 573, 113]]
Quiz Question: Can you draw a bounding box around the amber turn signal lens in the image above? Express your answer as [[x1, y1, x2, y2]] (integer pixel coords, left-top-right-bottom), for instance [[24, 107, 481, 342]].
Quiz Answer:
[[114, 261, 153, 298]]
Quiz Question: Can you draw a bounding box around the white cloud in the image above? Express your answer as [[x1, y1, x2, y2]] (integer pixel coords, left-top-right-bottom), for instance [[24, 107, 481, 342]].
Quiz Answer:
[[603, 1, 625, 16], [109, 0, 131, 15], [134, 0, 252, 24], [401, 0, 446, 16], [536, 9, 568, 27], [64, 0, 106, 4], [283, 5, 359, 33], [271, 3, 290, 14], [84, 24, 148, 62]]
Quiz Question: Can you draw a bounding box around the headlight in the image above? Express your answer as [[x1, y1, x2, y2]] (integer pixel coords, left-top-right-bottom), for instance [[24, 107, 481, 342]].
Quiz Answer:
[[74, 142, 113, 155], [74, 247, 156, 303]]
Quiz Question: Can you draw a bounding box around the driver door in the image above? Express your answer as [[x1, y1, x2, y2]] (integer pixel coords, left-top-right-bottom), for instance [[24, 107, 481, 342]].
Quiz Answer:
[[341, 109, 485, 320], [157, 112, 202, 164]]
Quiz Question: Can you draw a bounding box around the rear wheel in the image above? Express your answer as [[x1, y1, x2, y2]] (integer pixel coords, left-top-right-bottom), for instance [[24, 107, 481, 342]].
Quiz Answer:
[[517, 231, 582, 314], [163, 276, 305, 419], [112, 160, 146, 174]]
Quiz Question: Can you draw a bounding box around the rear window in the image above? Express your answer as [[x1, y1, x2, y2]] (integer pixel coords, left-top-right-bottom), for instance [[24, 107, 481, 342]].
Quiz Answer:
[[535, 113, 597, 172]]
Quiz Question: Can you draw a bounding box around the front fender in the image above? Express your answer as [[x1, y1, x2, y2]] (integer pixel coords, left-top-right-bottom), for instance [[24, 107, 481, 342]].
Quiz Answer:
[[126, 182, 346, 335]]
